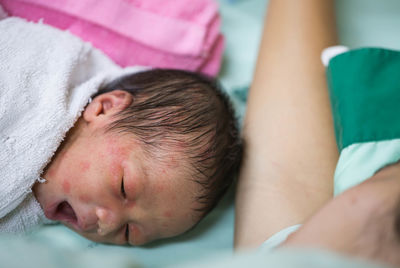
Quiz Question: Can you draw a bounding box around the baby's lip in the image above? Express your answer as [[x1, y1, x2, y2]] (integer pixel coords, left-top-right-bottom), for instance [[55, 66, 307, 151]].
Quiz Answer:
[[44, 201, 94, 232], [44, 201, 78, 226]]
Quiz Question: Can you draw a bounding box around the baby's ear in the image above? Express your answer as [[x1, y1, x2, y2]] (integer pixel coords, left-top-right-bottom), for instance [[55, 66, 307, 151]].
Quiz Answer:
[[83, 90, 133, 122]]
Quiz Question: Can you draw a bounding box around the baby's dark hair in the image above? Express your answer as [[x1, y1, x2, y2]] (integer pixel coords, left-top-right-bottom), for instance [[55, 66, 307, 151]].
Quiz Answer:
[[93, 69, 242, 215]]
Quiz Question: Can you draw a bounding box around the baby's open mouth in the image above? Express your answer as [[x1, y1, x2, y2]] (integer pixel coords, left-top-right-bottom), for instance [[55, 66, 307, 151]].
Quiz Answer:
[[46, 201, 78, 226], [57, 201, 77, 223]]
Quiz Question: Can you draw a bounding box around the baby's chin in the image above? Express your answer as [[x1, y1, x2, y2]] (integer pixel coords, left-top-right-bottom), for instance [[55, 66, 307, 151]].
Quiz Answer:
[[32, 181, 51, 216]]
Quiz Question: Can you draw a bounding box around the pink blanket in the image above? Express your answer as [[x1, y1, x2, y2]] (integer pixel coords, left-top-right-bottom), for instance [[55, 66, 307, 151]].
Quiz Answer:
[[0, 0, 223, 76]]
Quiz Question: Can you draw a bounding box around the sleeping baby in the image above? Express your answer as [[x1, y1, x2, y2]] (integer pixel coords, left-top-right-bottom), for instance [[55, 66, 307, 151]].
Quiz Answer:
[[0, 17, 242, 245]]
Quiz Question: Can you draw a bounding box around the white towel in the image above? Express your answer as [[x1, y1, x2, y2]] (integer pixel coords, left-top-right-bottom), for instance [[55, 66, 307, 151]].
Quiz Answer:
[[0, 17, 144, 233]]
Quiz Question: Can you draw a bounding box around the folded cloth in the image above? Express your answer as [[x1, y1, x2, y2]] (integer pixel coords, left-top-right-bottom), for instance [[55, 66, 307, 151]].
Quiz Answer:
[[0, 0, 224, 76], [0, 3, 7, 19], [324, 47, 400, 195], [0, 17, 143, 233]]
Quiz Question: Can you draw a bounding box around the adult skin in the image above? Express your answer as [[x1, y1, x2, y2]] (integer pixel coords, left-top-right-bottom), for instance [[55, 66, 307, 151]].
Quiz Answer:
[[235, 0, 338, 248], [235, 1, 400, 266]]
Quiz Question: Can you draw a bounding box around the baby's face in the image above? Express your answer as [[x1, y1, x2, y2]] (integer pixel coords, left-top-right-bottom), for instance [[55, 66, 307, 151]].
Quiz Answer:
[[34, 116, 201, 245]]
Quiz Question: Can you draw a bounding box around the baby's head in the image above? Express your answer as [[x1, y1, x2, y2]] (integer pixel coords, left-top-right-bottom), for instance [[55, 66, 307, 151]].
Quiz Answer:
[[33, 69, 242, 245]]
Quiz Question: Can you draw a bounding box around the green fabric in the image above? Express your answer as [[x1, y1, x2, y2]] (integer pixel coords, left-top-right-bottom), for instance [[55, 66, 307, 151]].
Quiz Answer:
[[327, 48, 400, 151]]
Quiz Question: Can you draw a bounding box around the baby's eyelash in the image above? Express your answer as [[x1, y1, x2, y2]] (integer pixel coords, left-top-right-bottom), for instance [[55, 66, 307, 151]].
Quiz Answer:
[[125, 224, 129, 243], [121, 177, 126, 198]]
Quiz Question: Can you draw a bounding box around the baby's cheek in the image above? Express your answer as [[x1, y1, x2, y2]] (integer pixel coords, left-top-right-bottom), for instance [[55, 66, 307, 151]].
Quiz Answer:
[[154, 183, 165, 194], [62, 179, 71, 194], [131, 225, 144, 245], [109, 160, 120, 179], [163, 210, 173, 218], [61, 159, 91, 192], [79, 195, 91, 203], [127, 201, 136, 209], [47, 167, 56, 178], [169, 192, 177, 202], [78, 160, 91, 172]]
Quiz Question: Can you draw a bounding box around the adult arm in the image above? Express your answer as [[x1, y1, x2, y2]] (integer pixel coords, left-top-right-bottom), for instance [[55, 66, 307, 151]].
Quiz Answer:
[[234, 0, 339, 249]]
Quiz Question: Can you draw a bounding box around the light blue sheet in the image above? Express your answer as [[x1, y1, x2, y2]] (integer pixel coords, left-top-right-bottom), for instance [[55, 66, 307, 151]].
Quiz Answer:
[[0, 236, 387, 268], [3, 0, 400, 267]]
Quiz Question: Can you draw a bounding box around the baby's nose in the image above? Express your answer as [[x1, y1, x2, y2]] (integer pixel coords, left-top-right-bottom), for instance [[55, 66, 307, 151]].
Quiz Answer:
[[95, 207, 121, 236]]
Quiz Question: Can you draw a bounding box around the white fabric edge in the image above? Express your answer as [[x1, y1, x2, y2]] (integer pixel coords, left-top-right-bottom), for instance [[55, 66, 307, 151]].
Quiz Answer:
[[334, 139, 400, 196], [259, 224, 301, 251], [321, 45, 349, 66]]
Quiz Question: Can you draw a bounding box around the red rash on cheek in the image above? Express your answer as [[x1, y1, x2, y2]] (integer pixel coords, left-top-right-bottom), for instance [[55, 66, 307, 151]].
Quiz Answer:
[[79, 195, 90, 203], [163, 210, 173, 218], [62, 179, 71, 194], [154, 183, 165, 194], [79, 161, 91, 172], [109, 161, 120, 178], [169, 193, 177, 202], [47, 168, 56, 178], [127, 201, 136, 209]]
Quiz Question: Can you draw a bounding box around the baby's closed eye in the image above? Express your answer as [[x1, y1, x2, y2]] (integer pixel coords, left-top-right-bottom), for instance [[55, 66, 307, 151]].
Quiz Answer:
[[121, 177, 127, 198], [124, 224, 129, 243]]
